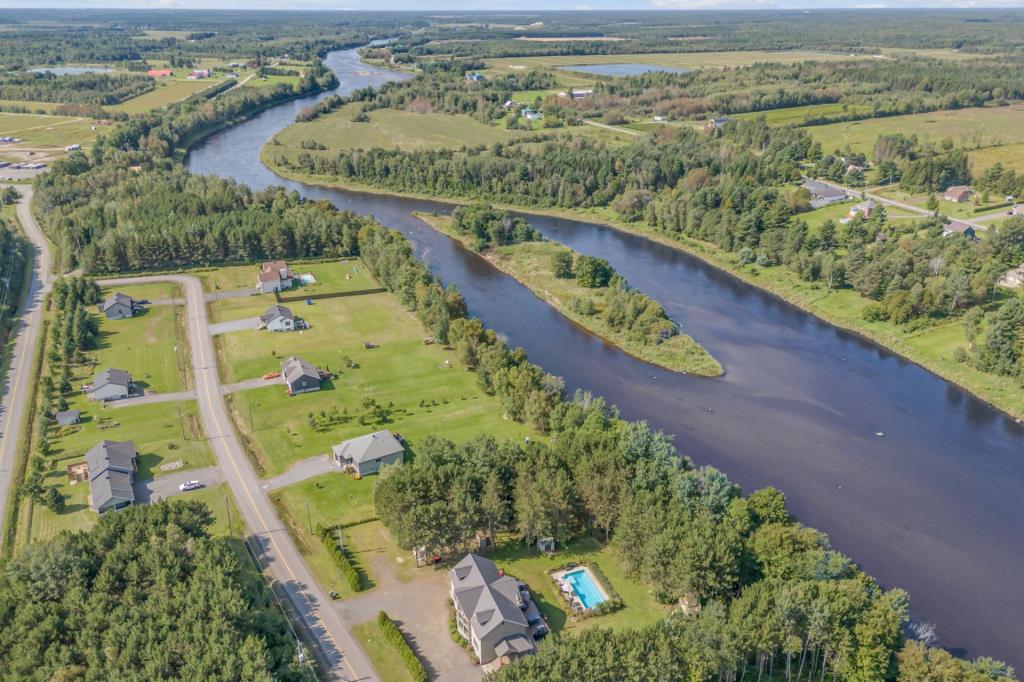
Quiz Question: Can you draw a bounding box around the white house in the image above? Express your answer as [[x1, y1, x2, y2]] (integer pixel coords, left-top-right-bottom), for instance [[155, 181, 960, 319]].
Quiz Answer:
[[257, 260, 293, 293], [259, 304, 296, 332]]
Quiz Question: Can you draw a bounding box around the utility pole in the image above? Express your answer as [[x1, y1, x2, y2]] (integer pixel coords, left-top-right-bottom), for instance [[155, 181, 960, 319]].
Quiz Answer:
[[225, 494, 233, 538], [177, 405, 186, 441], [305, 502, 313, 535]]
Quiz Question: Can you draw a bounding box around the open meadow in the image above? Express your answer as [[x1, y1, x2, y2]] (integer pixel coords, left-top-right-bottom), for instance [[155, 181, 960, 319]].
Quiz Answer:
[[112, 77, 226, 113]]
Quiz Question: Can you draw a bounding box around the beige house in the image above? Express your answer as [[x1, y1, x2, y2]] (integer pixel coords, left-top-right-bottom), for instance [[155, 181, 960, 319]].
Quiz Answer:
[[997, 263, 1024, 288]]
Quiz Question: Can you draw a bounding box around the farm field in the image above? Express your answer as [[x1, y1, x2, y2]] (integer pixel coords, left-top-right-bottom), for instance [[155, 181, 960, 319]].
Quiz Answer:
[[735, 102, 873, 126], [112, 77, 225, 113], [213, 261, 536, 476], [0, 112, 100, 149], [806, 104, 1024, 156], [969, 142, 1024, 175], [0, 100, 64, 114], [271, 103, 523, 153]]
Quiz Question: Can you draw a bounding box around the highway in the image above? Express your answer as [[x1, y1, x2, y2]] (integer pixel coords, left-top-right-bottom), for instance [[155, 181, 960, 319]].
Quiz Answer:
[[0, 186, 51, 554], [98, 273, 377, 682]]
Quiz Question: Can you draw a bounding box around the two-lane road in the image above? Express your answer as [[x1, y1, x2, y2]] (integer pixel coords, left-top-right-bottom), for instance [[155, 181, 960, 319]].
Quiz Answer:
[[98, 274, 377, 681], [0, 186, 52, 554]]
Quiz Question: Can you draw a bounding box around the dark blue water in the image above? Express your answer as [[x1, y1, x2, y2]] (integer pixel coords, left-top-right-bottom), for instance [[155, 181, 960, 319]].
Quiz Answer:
[[186, 49, 1024, 668]]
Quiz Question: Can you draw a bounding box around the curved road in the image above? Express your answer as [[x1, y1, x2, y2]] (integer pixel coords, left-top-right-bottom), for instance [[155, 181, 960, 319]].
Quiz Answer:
[[0, 186, 52, 554], [97, 274, 377, 682]]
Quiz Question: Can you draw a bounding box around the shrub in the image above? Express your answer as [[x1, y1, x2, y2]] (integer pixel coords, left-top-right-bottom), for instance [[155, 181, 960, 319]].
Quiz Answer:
[[377, 611, 429, 682], [316, 524, 361, 592]]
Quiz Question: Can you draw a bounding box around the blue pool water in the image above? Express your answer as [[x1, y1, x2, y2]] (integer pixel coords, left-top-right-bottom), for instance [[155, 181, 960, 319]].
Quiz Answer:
[[564, 569, 606, 609]]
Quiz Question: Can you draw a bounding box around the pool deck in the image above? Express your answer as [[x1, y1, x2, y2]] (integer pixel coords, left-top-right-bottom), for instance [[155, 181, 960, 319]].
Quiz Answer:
[[550, 564, 610, 608]]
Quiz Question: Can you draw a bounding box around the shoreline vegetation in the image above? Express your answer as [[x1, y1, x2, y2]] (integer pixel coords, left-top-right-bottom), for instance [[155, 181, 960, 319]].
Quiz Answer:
[[262, 154, 1024, 420], [413, 210, 723, 377]]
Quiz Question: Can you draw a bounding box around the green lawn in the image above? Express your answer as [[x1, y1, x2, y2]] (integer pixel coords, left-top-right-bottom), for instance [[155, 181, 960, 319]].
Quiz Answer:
[[807, 104, 1024, 156], [92, 301, 189, 394], [246, 74, 301, 89], [416, 213, 721, 376], [100, 281, 181, 303], [200, 259, 376, 296], [352, 620, 418, 682], [969, 142, 1024, 175], [491, 536, 666, 634], [270, 103, 524, 153], [0, 112, 100, 149], [112, 78, 225, 113], [735, 102, 873, 127], [870, 187, 1008, 222]]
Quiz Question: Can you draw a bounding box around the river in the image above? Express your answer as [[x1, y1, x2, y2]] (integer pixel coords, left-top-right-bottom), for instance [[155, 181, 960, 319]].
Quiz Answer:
[[186, 48, 1024, 667]]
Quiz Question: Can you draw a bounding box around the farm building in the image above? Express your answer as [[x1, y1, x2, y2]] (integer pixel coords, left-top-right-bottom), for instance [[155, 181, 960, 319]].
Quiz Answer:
[[147, 69, 173, 77], [802, 179, 848, 208]]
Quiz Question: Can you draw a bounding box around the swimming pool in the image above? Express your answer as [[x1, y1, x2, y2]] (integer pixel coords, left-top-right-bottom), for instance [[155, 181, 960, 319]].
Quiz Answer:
[[563, 569, 606, 609]]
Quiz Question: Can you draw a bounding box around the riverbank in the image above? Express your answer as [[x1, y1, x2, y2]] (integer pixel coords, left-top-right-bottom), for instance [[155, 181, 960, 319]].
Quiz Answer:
[[262, 155, 1024, 420], [415, 212, 722, 377]]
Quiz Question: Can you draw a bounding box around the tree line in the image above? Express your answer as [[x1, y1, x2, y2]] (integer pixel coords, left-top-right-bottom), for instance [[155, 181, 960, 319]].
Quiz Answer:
[[0, 71, 154, 106]]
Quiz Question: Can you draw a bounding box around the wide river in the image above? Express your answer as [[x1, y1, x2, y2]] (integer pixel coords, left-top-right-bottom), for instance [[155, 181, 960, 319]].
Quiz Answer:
[[187, 49, 1024, 666]]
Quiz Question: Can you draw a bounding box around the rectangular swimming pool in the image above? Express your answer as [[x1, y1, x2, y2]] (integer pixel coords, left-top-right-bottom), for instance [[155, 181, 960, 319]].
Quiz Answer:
[[564, 569, 606, 609]]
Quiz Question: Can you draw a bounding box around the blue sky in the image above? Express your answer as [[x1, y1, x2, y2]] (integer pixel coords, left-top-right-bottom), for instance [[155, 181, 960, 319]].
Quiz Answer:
[[5, 1, 1024, 8]]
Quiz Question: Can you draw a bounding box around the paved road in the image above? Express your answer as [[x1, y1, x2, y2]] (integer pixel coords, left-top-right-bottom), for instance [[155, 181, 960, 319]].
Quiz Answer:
[[135, 465, 225, 504], [209, 316, 259, 335], [816, 177, 991, 230], [107, 389, 197, 409], [0, 186, 51, 553], [98, 274, 377, 682]]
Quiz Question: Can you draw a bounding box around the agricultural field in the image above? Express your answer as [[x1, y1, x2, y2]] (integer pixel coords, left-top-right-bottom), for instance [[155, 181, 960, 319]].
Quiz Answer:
[[968, 142, 1024, 176], [213, 260, 536, 476], [112, 77, 226, 113], [735, 102, 873, 127], [271, 103, 523, 154], [0, 100, 64, 114], [807, 104, 1024, 158], [0, 112, 101, 161]]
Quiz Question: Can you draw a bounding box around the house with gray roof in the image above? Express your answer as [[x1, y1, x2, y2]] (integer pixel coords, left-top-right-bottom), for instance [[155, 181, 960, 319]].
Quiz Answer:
[[942, 221, 978, 240], [802, 179, 848, 209], [87, 368, 132, 402], [259, 304, 295, 332], [55, 409, 81, 426], [449, 554, 536, 666], [85, 440, 138, 515], [100, 292, 136, 320], [332, 430, 404, 476], [281, 356, 321, 395]]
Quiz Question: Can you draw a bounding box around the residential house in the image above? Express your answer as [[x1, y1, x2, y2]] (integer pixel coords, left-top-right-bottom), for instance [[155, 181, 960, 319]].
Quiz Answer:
[[1012, 204, 1024, 216], [802, 179, 848, 208], [332, 430, 405, 476], [997, 262, 1024, 288], [466, 73, 486, 82], [450, 554, 536, 666], [147, 69, 173, 78], [942, 221, 978, 239], [85, 440, 138, 514], [257, 260, 293, 293], [55, 410, 81, 426], [281, 356, 321, 395], [570, 89, 594, 100], [259, 304, 296, 332], [705, 117, 730, 132], [840, 199, 877, 224], [944, 185, 974, 203], [521, 108, 542, 121], [99, 292, 136, 320], [88, 368, 132, 402]]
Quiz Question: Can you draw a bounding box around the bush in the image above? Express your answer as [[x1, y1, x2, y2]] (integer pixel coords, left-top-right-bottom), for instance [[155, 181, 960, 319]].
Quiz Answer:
[[575, 255, 614, 288], [316, 524, 361, 592], [862, 302, 889, 322], [377, 611, 429, 682], [448, 614, 470, 649]]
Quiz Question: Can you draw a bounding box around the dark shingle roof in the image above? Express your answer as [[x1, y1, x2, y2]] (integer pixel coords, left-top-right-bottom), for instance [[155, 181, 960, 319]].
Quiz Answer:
[[93, 368, 131, 390], [332, 430, 404, 466], [281, 356, 319, 386], [85, 440, 136, 480], [260, 304, 293, 323], [100, 292, 134, 312]]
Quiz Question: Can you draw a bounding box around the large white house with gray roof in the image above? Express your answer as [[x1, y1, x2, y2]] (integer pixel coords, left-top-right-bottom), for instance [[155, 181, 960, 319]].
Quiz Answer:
[[449, 553, 536, 666], [332, 430, 404, 476]]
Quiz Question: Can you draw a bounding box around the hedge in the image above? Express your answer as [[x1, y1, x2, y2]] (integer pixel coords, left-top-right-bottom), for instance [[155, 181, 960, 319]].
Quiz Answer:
[[316, 524, 361, 592], [377, 611, 429, 682]]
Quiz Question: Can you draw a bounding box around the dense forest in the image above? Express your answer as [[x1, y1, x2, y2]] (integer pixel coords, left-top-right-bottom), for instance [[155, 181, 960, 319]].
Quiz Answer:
[[0, 204, 30, 353], [0, 71, 154, 106], [0, 502, 313, 681]]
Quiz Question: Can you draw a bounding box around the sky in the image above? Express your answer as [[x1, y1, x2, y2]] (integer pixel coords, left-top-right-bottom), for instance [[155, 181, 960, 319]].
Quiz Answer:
[[5, 0, 1024, 9]]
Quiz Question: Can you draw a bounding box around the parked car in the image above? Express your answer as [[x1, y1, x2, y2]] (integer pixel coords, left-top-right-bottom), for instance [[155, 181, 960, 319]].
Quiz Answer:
[[179, 480, 201, 492], [262, 370, 281, 380]]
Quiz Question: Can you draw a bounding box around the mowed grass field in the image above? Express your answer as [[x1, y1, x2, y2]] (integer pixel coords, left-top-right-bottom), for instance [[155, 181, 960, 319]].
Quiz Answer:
[[212, 261, 536, 476], [272, 103, 522, 153], [735, 102, 873, 127], [112, 77, 225, 113], [807, 104, 1024, 156], [0, 112, 100, 148]]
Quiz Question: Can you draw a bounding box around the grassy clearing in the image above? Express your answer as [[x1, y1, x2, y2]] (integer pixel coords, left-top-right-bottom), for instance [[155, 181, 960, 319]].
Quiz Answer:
[[246, 74, 301, 89], [271, 103, 522, 153], [491, 536, 666, 634], [92, 301, 189, 393], [807, 104, 1024, 156], [869, 187, 1009, 222], [112, 78, 225, 113], [416, 213, 721, 376], [735, 102, 873, 127], [214, 261, 536, 476], [0, 112, 100, 149], [484, 50, 860, 76], [0, 100, 64, 114], [200, 259, 376, 295], [969, 142, 1024, 175], [352, 620, 419, 682], [100, 281, 182, 303]]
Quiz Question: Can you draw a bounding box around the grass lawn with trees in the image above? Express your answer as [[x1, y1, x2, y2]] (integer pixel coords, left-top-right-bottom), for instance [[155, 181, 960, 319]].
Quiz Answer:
[[352, 619, 419, 682], [416, 212, 722, 376]]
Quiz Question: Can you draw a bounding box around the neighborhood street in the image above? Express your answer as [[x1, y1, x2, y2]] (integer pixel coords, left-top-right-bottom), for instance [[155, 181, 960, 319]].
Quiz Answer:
[[98, 273, 378, 682], [815, 177, 992, 231], [0, 186, 51, 553]]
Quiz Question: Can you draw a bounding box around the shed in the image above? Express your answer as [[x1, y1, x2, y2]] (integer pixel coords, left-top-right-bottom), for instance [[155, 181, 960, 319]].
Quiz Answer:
[[55, 409, 81, 426]]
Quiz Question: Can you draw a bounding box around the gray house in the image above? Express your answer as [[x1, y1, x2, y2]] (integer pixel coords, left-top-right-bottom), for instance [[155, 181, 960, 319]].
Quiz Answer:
[[802, 179, 848, 209], [55, 409, 81, 426], [85, 440, 138, 514], [88, 368, 132, 402], [260, 304, 295, 332], [332, 430, 404, 476], [100, 292, 136, 320], [281, 356, 321, 395], [450, 554, 535, 665]]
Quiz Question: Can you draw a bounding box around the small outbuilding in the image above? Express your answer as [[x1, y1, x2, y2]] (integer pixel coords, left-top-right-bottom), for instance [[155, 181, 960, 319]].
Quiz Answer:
[[55, 409, 81, 426], [332, 430, 405, 476], [100, 292, 136, 320]]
